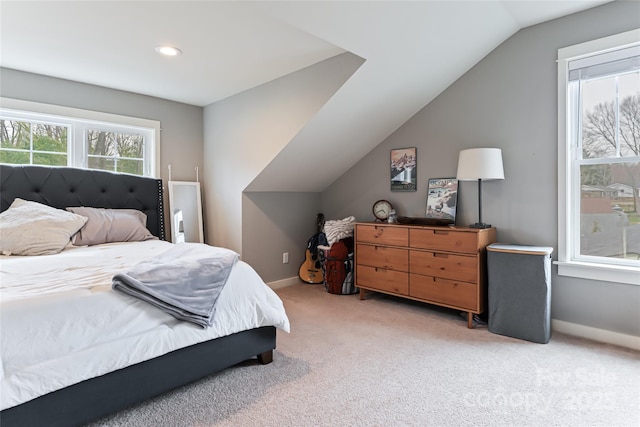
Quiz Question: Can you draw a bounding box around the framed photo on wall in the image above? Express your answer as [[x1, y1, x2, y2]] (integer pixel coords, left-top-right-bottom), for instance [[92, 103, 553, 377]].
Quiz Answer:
[[390, 147, 417, 191], [426, 178, 458, 224]]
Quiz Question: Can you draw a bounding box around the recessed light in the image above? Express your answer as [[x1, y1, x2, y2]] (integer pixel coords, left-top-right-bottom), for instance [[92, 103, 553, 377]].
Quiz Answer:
[[155, 46, 182, 56]]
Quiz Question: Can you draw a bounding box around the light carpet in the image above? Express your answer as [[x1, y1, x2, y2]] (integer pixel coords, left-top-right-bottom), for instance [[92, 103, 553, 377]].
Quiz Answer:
[[91, 283, 640, 427]]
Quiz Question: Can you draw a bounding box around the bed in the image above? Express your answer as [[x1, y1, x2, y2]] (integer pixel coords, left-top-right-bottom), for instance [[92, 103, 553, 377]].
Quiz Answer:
[[0, 164, 290, 427]]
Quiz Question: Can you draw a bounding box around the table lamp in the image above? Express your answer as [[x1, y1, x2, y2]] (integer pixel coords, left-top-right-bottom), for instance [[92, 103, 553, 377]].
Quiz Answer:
[[456, 148, 504, 229]]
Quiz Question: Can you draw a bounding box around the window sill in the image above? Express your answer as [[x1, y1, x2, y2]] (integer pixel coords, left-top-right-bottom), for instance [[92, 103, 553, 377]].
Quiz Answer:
[[555, 261, 640, 286]]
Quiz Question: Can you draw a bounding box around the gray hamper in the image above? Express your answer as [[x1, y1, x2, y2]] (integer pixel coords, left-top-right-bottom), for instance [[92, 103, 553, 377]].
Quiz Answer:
[[487, 244, 554, 344]]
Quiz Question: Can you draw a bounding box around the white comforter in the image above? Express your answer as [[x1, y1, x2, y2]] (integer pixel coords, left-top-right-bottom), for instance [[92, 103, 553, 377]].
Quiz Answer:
[[0, 240, 290, 411]]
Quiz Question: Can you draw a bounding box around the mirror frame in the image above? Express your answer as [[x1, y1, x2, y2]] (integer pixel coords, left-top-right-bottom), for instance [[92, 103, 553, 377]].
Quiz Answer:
[[167, 180, 204, 243]]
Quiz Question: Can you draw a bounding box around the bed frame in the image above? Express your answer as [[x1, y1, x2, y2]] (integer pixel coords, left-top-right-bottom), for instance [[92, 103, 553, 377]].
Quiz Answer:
[[0, 164, 276, 427]]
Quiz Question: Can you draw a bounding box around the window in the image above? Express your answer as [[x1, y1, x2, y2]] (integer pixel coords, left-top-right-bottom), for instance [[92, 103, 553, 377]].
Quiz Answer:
[[86, 128, 145, 175], [0, 98, 160, 177], [557, 29, 640, 285], [0, 120, 68, 166]]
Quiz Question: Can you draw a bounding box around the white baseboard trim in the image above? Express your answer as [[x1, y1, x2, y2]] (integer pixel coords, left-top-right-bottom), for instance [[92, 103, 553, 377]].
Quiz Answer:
[[552, 319, 640, 351], [267, 276, 300, 290]]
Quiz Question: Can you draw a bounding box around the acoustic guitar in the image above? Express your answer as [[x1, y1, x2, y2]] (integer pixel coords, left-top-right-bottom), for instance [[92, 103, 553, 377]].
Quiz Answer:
[[298, 213, 325, 284]]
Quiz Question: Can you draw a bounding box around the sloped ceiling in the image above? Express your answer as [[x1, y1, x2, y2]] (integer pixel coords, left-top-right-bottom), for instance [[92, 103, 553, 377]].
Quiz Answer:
[[0, 1, 610, 191]]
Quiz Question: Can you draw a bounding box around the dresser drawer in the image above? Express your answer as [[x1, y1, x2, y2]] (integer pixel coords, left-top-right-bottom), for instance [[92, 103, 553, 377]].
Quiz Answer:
[[356, 224, 408, 247], [410, 228, 477, 254], [410, 250, 478, 283], [356, 244, 408, 271], [410, 274, 478, 311], [356, 265, 408, 295]]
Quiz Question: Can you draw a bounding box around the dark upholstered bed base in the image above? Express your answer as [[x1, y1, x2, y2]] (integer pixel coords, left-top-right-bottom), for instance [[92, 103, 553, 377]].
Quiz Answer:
[[0, 326, 276, 427]]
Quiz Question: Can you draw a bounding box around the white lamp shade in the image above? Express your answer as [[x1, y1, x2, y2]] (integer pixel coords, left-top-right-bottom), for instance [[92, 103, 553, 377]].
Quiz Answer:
[[456, 148, 505, 181]]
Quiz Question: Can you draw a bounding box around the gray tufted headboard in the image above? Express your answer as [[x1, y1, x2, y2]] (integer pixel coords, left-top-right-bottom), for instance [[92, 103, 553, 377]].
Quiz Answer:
[[0, 164, 166, 240]]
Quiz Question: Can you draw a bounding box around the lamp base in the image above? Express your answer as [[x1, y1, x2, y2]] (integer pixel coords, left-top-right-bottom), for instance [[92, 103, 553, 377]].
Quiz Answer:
[[469, 222, 492, 229]]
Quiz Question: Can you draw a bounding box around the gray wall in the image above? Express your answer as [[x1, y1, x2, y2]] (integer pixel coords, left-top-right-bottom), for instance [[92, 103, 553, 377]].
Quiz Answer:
[[0, 67, 204, 237], [322, 1, 640, 337], [243, 191, 321, 283], [202, 52, 362, 264]]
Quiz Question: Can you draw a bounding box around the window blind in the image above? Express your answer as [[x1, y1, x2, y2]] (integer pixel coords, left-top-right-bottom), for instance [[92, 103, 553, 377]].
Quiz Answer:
[[569, 45, 640, 81]]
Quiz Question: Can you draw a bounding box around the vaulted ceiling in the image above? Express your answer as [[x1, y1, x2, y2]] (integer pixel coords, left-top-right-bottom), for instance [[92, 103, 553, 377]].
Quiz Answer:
[[0, 1, 610, 191]]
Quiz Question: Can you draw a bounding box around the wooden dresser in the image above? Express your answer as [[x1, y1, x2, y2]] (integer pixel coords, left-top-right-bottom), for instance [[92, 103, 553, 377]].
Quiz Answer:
[[354, 222, 496, 328]]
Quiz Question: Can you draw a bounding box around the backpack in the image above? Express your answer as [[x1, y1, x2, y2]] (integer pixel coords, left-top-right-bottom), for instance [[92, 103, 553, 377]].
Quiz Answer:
[[322, 237, 357, 295]]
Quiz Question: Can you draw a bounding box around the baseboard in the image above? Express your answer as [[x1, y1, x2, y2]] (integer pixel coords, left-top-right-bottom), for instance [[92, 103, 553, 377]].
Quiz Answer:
[[267, 276, 300, 290], [552, 319, 640, 351]]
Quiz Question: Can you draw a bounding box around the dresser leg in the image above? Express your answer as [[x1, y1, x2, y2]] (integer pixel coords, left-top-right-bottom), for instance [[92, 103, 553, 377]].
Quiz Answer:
[[467, 312, 473, 329], [359, 288, 366, 300]]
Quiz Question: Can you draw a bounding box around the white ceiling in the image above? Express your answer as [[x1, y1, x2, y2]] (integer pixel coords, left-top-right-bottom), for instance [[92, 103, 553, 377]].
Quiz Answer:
[[0, 1, 610, 191]]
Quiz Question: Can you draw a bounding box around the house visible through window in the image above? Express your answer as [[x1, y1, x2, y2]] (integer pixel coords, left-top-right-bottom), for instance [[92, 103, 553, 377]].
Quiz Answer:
[[0, 99, 159, 177], [557, 29, 640, 285]]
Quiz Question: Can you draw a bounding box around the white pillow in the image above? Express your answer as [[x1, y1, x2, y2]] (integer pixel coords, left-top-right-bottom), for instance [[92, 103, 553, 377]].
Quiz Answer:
[[0, 198, 87, 256]]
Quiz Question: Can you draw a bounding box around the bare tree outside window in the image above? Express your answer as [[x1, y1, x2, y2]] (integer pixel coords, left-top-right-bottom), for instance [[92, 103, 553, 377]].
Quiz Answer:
[[87, 130, 144, 175], [579, 71, 640, 260]]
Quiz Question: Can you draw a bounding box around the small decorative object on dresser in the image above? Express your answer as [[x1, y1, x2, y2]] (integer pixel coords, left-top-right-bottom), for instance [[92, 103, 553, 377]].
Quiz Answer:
[[426, 178, 458, 225], [372, 199, 393, 222], [354, 222, 496, 328]]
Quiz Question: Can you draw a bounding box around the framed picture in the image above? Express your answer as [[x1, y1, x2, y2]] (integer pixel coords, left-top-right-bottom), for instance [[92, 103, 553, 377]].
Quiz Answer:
[[426, 178, 458, 224], [390, 147, 417, 191]]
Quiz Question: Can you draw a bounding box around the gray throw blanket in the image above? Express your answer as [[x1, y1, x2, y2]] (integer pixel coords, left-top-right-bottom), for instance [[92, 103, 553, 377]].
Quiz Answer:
[[112, 243, 239, 328]]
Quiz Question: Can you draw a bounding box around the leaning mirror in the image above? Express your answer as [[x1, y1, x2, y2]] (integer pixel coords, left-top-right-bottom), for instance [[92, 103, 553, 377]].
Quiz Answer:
[[168, 181, 204, 243]]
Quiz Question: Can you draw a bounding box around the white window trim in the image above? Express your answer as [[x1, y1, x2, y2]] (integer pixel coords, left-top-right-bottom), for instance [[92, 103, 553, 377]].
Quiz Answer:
[[0, 97, 161, 178], [556, 29, 640, 286]]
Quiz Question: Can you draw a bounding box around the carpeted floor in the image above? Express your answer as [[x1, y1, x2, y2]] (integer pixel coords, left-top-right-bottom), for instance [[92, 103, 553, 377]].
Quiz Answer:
[[91, 283, 640, 426]]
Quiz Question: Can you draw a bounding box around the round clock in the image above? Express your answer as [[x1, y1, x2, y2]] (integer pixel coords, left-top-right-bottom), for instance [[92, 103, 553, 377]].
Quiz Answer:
[[372, 199, 393, 221]]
